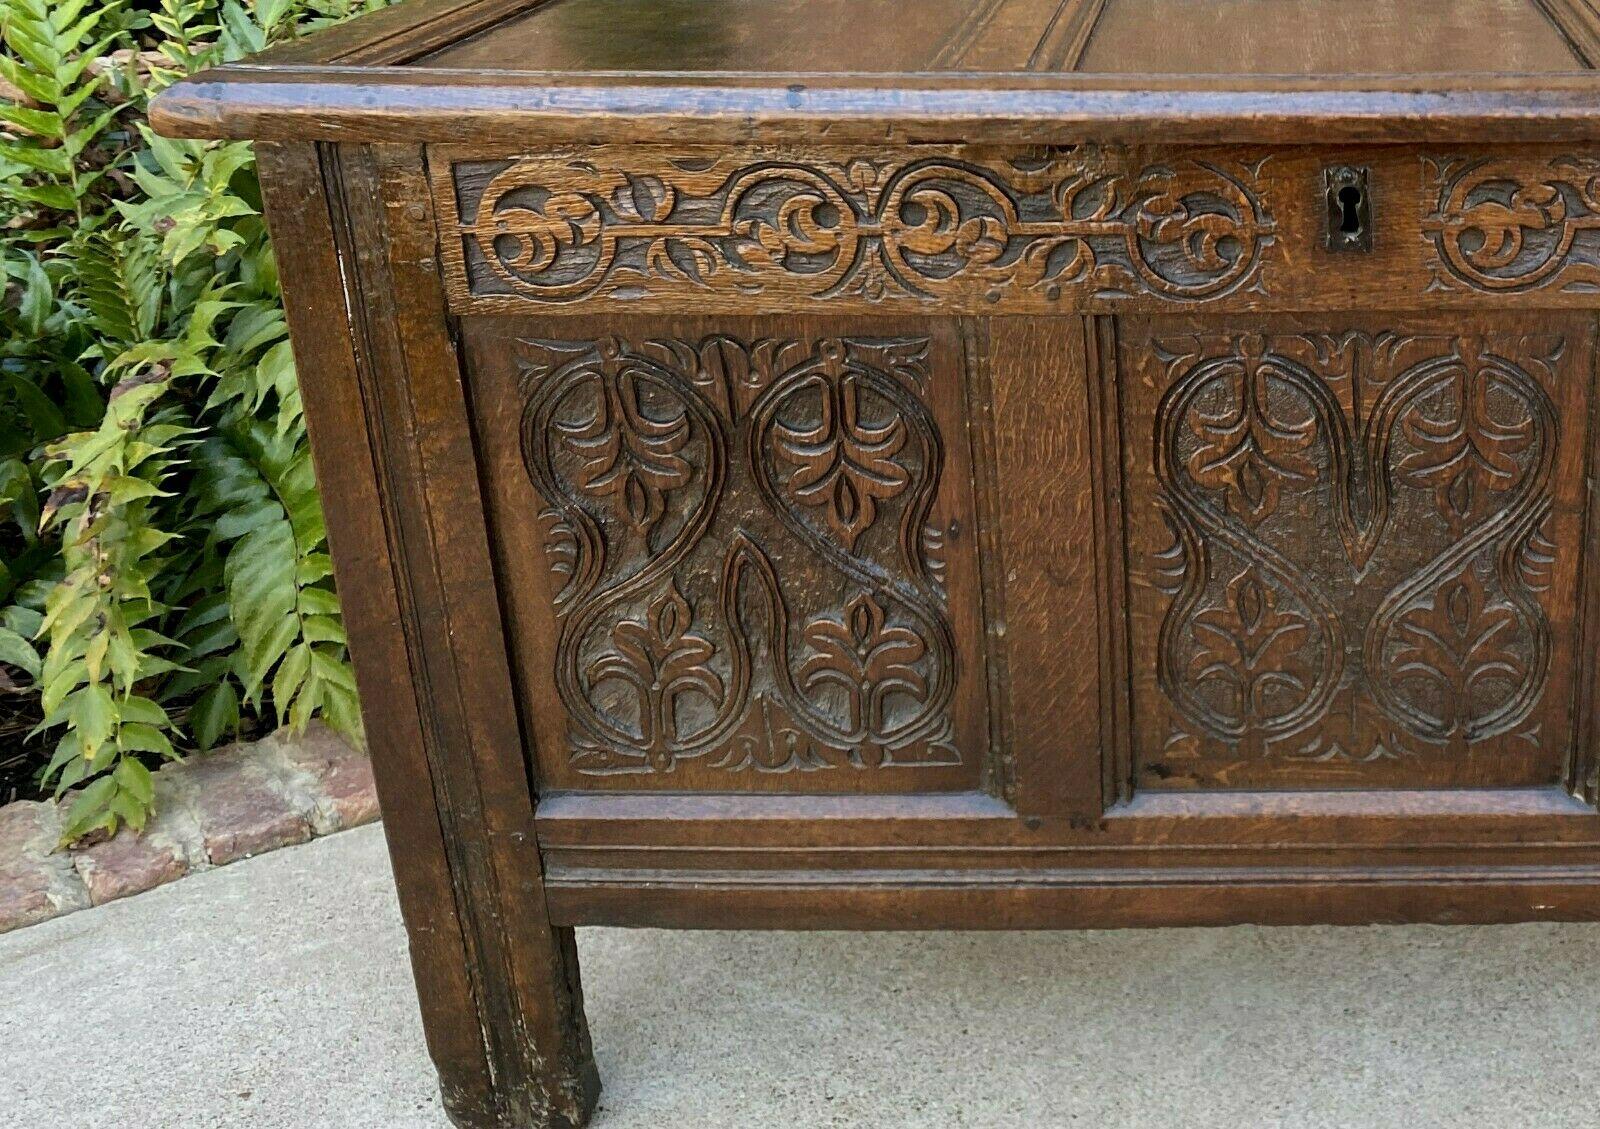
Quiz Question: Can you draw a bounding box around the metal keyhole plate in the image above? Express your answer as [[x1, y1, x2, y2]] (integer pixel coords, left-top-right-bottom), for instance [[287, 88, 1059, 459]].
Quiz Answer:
[[1324, 165, 1372, 253]]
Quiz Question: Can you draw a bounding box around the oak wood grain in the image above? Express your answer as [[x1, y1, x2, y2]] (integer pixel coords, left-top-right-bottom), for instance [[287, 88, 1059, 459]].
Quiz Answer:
[[460, 314, 993, 795], [255, 140, 500, 1122], [420, 0, 1589, 75], [160, 6, 1600, 1124], [1118, 313, 1597, 793], [541, 865, 1600, 929], [263, 140, 599, 1129], [1536, 0, 1600, 66], [427, 144, 1600, 317], [986, 318, 1105, 821], [1078, 0, 1586, 73], [151, 71, 1600, 148]]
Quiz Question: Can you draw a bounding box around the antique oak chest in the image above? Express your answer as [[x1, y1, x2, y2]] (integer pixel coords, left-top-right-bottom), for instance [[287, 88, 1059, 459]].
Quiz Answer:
[[154, 1, 1600, 1125]]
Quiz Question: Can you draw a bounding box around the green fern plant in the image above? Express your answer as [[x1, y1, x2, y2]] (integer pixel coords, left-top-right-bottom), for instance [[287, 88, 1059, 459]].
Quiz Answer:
[[0, 0, 383, 840], [37, 372, 184, 837]]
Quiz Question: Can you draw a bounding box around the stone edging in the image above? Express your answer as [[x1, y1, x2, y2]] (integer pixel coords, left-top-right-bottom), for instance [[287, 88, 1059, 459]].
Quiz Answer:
[[0, 722, 378, 934]]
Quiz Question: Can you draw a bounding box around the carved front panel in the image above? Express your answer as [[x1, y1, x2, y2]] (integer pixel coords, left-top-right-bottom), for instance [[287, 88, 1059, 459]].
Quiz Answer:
[[1120, 316, 1595, 790], [463, 317, 988, 792]]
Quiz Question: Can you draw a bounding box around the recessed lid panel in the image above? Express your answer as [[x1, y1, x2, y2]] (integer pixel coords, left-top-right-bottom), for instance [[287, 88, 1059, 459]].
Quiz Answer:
[[418, 0, 1594, 74], [420, 0, 990, 72], [1078, 0, 1585, 74]]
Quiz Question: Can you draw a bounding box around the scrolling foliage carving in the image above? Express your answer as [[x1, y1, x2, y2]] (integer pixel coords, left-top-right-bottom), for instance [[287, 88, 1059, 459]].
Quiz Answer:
[[519, 333, 962, 776], [447, 146, 1274, 310], [1122, 324, 1590, 788], [1424, 155, 1600, 294]]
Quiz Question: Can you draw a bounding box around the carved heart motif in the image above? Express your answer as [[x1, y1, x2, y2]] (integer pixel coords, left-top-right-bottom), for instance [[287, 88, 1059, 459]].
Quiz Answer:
[[1153, 331, 1556, 752], [1173, 334, 1537, 572]]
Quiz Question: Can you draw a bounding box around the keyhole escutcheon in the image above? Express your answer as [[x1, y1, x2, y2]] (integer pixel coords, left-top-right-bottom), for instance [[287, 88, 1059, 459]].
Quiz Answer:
[[1324, 165, 1372, 252]]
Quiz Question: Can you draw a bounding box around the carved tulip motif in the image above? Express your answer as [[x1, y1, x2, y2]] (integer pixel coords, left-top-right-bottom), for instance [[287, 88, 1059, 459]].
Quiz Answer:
[[772, 372, 911, 552], [520, 334, 959, 777], [1183, 351, 1318, 527], [798, 593, 929, 766], [1395, 358, 1534, 529], [1386, 567, 1525, 744], [556, 350, 692, 537], [1187, 568, 1313, 734], [1150, 330, 1558, 765], [585, 584, 724, 771]]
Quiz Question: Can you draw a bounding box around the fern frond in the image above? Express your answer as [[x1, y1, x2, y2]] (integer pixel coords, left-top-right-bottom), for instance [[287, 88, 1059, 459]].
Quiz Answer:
[[70, 228, 164, 344]]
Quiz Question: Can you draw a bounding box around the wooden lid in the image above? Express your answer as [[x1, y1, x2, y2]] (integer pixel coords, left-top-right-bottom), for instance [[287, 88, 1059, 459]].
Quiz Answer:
[[151, 0, 1600, 145]]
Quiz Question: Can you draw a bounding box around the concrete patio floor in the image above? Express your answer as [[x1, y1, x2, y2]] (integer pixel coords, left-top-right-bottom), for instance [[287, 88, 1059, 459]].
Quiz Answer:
[[3, 823, 1597, 1129]]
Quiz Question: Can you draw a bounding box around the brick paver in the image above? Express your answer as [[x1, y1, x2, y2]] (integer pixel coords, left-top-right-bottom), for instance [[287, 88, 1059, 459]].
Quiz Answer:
[[268, 724, 379, 835], [0, 801, 89, 931], [0, 723, 379, 934]]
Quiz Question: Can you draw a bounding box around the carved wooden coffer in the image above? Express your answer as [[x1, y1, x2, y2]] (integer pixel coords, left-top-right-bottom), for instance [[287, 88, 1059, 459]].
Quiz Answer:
[[153, 2, 1600, 1125]]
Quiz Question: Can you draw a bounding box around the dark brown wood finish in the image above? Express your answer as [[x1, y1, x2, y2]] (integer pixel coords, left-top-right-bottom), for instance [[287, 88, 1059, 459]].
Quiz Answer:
[[1118, 314, 1597, 793], [427, 144, 1600, 316], [423, 0, 1592, 72], [156, 1, 1600, 1124], [149, 72, 1600, 149], [1080, 0, 1587, 73], [254, 141, 501, 1121], [257, 141, 597, 1128], [984, 317, 1109, 819], [461, 315, 993, 794]]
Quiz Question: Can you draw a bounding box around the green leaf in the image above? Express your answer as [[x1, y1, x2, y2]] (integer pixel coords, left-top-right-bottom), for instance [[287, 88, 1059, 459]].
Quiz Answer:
[[295, 554, 334, 585], [112, 756, 154, 804], [300, 614, 345, 646], [74, 231, 165, 345], [0, 625, 41, 679], [271, 640, 309, 715], [16, 254, 54, 336], [0, 372, 67, 447], [1, 181, 78, 210], [309, 648, 357, 692], [0, 56, 60, 107], [190, 680, 239, 751], [2, 605, 44, 640], [108, 784, 149, 834], [118, 696, 171, 728], [73, 683, 115, 757], [296, 587, 340, 617], [0, 104, 62, 138], [0, 459, 41, 541], [0, 140, 74, 177], [59, 775, 118, 842]]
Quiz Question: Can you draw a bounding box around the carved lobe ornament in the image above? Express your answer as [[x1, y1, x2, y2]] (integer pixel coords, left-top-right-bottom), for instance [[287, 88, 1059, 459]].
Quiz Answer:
[[518, 333, 962, 776], [1424, 154, 1600, 294], [446, 147, 1275, 310], [1124, 327, 1585, 784]]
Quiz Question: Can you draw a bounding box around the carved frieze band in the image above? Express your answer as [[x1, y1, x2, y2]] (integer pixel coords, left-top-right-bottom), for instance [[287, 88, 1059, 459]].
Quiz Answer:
[[1424, 154, 1600, 294], [443, 146, 1276, 311], [518, 332, 961, 776]]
